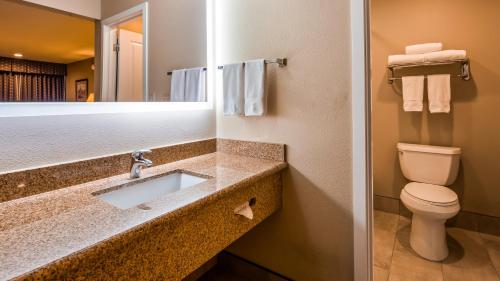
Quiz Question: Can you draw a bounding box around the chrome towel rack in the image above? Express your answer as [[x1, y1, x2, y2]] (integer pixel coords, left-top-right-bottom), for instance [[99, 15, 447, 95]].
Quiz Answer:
[[166, 58, 287, 76], [217, 58, 288, 70], [167, 68, 206, 76], [387, 58, 470, 84]]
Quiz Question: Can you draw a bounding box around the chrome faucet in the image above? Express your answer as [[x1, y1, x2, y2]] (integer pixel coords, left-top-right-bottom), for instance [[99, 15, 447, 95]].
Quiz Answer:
[[130, 149, 153, 179]]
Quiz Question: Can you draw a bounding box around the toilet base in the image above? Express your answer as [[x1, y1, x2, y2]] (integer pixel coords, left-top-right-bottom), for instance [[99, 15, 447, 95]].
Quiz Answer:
[[410, 214, 449, 261]]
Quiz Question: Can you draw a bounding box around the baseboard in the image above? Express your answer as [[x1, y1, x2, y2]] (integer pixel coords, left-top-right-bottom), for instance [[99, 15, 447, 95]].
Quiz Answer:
[[374, 194, 500, 236]]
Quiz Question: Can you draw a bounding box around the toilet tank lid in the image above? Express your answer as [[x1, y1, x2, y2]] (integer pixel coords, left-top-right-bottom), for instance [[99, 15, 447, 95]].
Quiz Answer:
[[397, 143, 461, 155]]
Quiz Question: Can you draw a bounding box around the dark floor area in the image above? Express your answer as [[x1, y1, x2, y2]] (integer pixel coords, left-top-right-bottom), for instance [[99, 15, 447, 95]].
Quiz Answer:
[[193, 252, 292, 281]]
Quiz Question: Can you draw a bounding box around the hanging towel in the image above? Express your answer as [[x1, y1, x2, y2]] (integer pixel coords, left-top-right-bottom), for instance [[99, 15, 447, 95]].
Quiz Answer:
[[405, 43, 443, 55], [402, 76, 425, 112], [388, 54, 426, 66], [170, 69, 186, 102], [427, 74, 451, 113], [244, 59, 266, 116], [223, 63, 245, 116], [425, 50, 466, 63], [185, 67, 206, 102]]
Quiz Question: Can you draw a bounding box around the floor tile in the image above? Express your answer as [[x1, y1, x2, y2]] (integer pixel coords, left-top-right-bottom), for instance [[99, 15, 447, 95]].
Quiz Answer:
[[388, 217, 444, 281], [374, 227, 397, 270], [373, 211, 399, 270], [374, 266, 390, 281], [480, 233, 500, 277], [374, 211, 500, 281], [442, 228, 499, 281], [374, 211, 399, 233]]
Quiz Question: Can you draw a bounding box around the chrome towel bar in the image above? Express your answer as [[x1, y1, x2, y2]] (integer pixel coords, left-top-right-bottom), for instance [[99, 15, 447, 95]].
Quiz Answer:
[[167, 58, 287, 76]]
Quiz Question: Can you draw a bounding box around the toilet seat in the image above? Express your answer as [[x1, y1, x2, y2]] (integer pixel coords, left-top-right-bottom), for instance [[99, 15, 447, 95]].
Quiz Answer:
[[403, 182, 458, 206]]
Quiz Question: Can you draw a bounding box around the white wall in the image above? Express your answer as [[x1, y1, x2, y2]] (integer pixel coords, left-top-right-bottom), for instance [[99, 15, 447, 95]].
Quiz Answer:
[[23, 0, 101, 19], [0, 110, 215, 172], [215, 0, 353, 280]]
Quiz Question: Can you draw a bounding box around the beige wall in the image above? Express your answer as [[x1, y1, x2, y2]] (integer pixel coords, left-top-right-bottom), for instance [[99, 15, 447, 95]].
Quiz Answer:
[[101, 0, 206, 101], [66, 58, 95, 102], [215, 0, 353, 280], [371, 0, 500, 217]]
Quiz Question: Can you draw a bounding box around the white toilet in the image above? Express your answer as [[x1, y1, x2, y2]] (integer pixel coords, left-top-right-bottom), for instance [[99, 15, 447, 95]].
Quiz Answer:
[[397, 143, 461, 261]]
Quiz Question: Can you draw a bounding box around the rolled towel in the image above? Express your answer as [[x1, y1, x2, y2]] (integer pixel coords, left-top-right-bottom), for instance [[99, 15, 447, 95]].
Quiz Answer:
[[388, 54, 426, 66], [427, 74, 451, 113], [425, 50, 466, 62], [405, 43, 443, 55], [402, 76, 425, 112]]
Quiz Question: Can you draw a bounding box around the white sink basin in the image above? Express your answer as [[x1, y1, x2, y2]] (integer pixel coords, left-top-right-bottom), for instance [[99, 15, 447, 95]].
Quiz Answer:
[[95, 171, 208, 209]]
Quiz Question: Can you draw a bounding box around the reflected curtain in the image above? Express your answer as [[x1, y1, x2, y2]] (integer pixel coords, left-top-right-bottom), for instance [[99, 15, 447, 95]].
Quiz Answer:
[[0, 57, 66, 102]]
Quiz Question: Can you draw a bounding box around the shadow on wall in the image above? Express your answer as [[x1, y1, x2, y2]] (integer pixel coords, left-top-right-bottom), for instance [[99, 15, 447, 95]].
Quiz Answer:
[[227, 166, 353, 281]]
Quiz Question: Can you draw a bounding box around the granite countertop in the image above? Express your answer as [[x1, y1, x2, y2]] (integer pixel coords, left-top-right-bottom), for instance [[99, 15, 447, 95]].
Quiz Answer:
[[0, 152, 287, 280]]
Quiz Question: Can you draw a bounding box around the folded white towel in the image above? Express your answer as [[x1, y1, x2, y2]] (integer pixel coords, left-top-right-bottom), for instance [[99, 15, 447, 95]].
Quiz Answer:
[[185, 67, 206, 102], [170, 69, 186, 102], [427, 74, 451, 113], [425, 50, 466, 63], [223, 63, 245, 116], [388, 49, 466, 66], [244, 59, 266, 116], [388, 54, 426, 66], [405, 43, 443, 55], [402, 76, 425, 112]]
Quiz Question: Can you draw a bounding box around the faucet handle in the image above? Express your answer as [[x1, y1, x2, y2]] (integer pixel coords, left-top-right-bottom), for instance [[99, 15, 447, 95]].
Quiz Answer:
[[132, 149, 152, 160]]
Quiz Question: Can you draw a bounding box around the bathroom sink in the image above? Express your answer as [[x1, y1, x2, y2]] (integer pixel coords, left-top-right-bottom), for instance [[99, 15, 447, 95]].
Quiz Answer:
[[95, 171, 208, 209]]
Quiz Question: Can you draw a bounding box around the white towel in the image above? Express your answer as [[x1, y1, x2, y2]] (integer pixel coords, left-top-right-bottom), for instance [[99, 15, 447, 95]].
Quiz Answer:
[[223, 63, 245, 116], [427, 74, 451, 113], [405, 43, 442, 55], [402, 76, 425, 112], [170, 69, 186, 102], [425, 50, 466, 63], [244, 59, 266, 116], [185, 67, 206, 102], [388, 54, 426, 66]]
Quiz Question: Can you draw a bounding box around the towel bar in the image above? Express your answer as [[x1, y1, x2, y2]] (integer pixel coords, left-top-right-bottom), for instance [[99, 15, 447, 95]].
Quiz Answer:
[[167, 68, 207, 76], [387, 58, 470, 84], [217, 58, 287, 70], [166, 58, 287, 76]]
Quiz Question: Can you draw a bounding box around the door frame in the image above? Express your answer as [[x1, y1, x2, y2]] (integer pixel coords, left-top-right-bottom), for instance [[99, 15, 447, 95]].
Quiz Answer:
[[351, 0, 373, 280], [101, 2, 149, 101]]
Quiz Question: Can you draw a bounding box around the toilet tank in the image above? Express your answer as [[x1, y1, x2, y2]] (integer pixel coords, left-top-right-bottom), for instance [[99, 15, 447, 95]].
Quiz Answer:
[[397, 143, 461, 186]]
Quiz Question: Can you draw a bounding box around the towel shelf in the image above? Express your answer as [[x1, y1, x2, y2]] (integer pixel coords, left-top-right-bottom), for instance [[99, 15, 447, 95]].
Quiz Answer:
[[387, 58, 470, 84]]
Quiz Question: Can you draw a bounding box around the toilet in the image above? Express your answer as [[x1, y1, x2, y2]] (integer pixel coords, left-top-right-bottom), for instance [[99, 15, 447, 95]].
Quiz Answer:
[[397, 143, 461, 261]]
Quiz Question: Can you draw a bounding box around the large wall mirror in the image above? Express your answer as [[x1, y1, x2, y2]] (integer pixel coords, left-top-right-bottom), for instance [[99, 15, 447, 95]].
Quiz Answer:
[[0, 0, 208, 103]]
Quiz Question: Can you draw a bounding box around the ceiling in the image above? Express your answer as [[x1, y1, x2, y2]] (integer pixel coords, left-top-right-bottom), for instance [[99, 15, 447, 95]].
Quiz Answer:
[[0, 0, 95, 64]]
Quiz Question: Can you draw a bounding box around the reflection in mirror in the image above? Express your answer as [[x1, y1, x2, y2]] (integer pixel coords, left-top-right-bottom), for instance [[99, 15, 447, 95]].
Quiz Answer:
[[102, 14, 144, 102], [0, 0, 96, 102], [0, 0, 208, 103], [101, 0, 208, 103]]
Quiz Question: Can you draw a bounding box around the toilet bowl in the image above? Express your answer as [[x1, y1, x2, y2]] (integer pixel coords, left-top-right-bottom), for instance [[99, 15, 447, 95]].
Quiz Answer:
[[400, 182, 460, 261], [397, 143, 461, 261]]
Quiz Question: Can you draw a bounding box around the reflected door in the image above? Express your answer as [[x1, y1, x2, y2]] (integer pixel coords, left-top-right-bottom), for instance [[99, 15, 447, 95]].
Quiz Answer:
[[117, 29, 143, 102]]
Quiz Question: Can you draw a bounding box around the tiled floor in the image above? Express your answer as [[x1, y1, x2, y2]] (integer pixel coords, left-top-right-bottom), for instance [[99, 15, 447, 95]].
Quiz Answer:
[[374, 210, 500, 281]]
